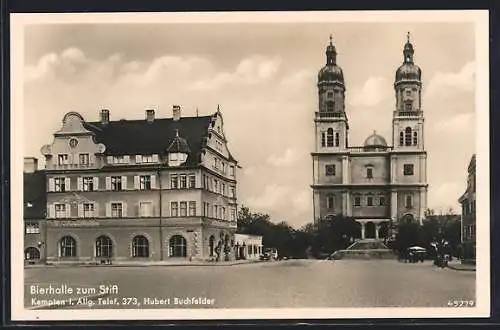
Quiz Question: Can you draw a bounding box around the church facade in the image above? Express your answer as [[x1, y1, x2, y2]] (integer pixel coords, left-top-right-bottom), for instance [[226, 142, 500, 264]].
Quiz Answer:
[[311, 35, 428, 240]]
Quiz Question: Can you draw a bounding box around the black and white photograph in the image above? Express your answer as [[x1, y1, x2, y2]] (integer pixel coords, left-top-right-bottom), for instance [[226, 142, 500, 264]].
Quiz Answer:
[[11, 10, 489, 320]]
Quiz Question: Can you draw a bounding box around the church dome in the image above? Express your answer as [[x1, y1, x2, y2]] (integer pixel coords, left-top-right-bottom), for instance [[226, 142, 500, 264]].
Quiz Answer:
[[395, 33, 421, 83], [364, 132, 388, 148], [318, 35, 345, 85]]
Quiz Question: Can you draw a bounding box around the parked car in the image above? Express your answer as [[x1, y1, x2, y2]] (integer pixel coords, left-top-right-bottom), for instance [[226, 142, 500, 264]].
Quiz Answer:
[[264, 248, 278, 260]]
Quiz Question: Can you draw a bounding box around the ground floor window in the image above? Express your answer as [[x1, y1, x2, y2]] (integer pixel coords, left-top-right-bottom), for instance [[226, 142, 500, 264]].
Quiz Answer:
[[96, 235, 113, 258], [209, 235, 215, 256], [25, 247, 40, 260], [59, 236, 76, 257], [132, 235, 149, 257], [169, 235, 187, 257]]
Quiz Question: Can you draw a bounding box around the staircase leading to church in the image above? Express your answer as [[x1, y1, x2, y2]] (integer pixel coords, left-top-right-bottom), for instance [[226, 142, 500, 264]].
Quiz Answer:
[[330, 239, 397, 260]]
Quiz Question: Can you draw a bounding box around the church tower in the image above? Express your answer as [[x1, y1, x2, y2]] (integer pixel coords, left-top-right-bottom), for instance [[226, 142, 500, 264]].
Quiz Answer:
[[392, 32, 424, 150], [314, 35, 348, 152], [390, 33, 428, 225]]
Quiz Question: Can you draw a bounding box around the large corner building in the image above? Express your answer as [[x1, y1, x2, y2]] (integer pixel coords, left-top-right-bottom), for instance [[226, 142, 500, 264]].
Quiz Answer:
[[36, 105, 238, 263], [311, 34, 428, 240]]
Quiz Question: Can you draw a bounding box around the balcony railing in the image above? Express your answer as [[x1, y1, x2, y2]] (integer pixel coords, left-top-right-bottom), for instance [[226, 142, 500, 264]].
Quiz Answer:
[[49, 163, 96, 170], [315, 112, 344, 119], [395, 111, 422, 117]]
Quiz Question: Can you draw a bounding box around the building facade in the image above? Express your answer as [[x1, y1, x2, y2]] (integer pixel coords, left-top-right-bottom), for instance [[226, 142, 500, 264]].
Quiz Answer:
[[38, 105, 238, 263], [311, 34, 428, 240], [458, 154, 476, 264], [234, 234, 263, 260], [23, 157, 46, 264]]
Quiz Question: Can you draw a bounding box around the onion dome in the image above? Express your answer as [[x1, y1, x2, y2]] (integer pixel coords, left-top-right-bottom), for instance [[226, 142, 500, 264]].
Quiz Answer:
[[364, 131, 388, 149], [166, 129, 190, 153], [318, 35, 344, 85], [395, 32, 421, 83]]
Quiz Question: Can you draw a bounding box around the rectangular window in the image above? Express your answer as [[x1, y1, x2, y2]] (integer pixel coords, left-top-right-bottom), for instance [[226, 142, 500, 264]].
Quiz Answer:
[[405, 101, 412, 111], [327, 195, 335, 209], [214, 179, 219, 193], [188, 174, 196, 188], [327, 91, 334, 99], [54, 178, 66, 192], [325, 164, 336, 176], [171, 202, 178, 217], [111, 203, 123, 217], [221, 183, 226, 196], [188, 201, 196, 216], [113, 156, 126, 164], [230, 165, 235, 176], [170, 174, 178, 189], [327, 101, 334, 112], [230, 187, 236, 198], [83, 203, 95, 218], [366, 168, 373, 179], [139, 202, 152, 217], [79, 154, 89, 165], [367, 197, 373, 206], [405, 195, 413, 208], [142, 155, 154, 163], [82, 177, 94, 191], [354, 197, 361, 207], [25, 223, 40, 234], [55, 204, 66, 218], [180, 175, 187, 189], [406, 90, 411, 96], [213, 205, 218, 219], [379, 196, 386, 206], [111, 176, 122, 191], [321, 132, 326, 147], [404, 164, 414, 176], [180, 202, 187, 216], [140, 175, 151, 190], [231, 209, 236, 221], [58, 154, 69, 165]]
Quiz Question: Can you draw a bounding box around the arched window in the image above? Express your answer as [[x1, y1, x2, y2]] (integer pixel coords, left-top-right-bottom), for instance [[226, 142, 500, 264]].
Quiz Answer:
[[209, 235, 215, 256], [403, 214, 414, 224], [25, 247, 40, 260], [170, 235, 187, 257], [334, 132, 340, 147], [327, 195, 335, 209], [96, 235, 113, 258], [132, 235, 149, 258], [327, 128, 334, 147], [326, 101, 334, 112], [404, 127, 412, 146], [399, 132, 404, 146], [413, 131, 418, 145], [59, 236, 76, 258]]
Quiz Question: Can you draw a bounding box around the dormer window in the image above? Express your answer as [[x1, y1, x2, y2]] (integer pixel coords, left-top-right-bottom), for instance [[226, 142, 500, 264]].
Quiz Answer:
[[58, 154, 69, 166], [168, 152, 188, 167], [166, 130, 190, 167]]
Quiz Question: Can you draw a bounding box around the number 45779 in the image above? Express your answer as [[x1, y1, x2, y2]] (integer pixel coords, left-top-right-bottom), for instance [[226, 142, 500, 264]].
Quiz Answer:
[[447, 300, 475, 307]]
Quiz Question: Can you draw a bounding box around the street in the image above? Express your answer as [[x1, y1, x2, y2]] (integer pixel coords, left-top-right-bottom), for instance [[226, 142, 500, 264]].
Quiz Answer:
[[24, 259, 475, 309]]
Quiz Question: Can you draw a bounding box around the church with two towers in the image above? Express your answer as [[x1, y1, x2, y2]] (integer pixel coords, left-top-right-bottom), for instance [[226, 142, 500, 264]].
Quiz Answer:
[[311, 34, 428, 240]]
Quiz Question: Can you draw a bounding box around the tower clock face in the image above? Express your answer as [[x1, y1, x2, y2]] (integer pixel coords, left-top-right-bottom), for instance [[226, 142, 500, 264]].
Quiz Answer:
[[69, 138, 78, 148]]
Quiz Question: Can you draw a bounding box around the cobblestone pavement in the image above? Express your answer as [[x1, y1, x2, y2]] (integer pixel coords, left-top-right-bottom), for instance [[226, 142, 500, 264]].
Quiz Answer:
[[24, 259, 475, 309]]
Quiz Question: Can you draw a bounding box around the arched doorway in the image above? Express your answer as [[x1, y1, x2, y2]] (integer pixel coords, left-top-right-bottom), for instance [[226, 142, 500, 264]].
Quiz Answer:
[[402, 213, 415, 224], [378, 222, 389, 239], [132, 235, 149, 257], [59, 236, 76, 258], [209, 235, 215, 257], [170, 235, 187, 258], [25, 247, 40, 260], [365, 222, 376, 239], [96, 235, 113, 258]]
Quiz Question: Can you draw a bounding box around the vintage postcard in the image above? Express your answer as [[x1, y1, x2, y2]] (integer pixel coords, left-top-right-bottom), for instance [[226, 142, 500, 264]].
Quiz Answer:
[[10, 10, 489, 321]]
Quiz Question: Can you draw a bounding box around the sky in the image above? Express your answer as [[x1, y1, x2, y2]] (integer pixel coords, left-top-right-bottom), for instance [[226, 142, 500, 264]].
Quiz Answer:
[[22, 21, 476, 229]]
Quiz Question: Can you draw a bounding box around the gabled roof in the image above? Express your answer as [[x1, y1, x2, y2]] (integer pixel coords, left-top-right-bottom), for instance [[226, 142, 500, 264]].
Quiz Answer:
[[84, 115, 214, 165], [24, 171, 46, 219]]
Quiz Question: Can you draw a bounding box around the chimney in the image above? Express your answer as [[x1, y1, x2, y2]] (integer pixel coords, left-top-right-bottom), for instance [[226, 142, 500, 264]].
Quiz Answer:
[[24, 157, 38, 173], [172, 105, 181, 121], [146, 109, 155, 122], [100, 109, 110, 125]]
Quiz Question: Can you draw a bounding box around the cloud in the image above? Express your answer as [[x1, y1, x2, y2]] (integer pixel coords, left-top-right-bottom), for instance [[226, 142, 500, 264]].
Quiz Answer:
[[425, 61, 475, 99], [432, 113, 475, 132], [267, 148, 300, 167], [246, 184, 290, 210], [191, 55, 282, 90], [349, 76, 392, 107], [292, 190, 311, 213], [428, 181, 464, 213]]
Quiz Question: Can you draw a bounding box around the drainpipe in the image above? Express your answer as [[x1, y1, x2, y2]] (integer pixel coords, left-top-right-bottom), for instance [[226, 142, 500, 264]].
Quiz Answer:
[[158, 167, 163, 261]]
